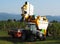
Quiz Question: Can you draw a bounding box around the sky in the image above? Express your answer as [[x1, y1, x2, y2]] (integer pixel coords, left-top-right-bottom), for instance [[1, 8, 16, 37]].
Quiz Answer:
[[0, 0, 60, 16]]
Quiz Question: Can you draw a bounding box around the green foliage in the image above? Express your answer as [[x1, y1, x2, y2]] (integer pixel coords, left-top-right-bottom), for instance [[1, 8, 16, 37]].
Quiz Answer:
[[0, 21, 26, 31], [0, 20, 60, 44], [48, 21, 60, 39], [0, 20, 60, 39]]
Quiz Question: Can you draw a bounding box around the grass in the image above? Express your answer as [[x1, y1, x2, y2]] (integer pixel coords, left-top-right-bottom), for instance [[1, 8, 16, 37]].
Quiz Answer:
[[0, 30, 60, 44]]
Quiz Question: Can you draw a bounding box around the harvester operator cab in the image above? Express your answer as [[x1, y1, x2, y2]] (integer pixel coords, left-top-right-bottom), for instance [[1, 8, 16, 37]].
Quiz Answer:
[[20, 1, 34, 21], [26, 22, 38, 34]]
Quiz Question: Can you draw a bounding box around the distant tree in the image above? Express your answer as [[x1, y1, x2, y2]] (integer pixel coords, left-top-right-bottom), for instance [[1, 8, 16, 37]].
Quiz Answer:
[[7, 19, 12, 22], [48, 21, 60, 39], [51, 20, 58, 23], [13, 19, 16, 22]]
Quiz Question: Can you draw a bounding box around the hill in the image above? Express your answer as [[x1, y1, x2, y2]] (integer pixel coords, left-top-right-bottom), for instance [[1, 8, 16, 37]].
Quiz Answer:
[[0, 13, 60, 22], [0, 13, 21, 21], [46, 15, 60, 22]]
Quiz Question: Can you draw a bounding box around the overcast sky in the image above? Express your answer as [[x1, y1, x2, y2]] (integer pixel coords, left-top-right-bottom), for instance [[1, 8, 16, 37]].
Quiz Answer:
[[0, 0, 60, 16]]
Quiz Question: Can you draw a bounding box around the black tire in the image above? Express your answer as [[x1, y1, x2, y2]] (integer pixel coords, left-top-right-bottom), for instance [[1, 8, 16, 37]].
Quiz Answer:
[[39, 35, 46, 41], [37, 32, 46, 41], [43, 36, 46, 40], [11, 35, 15, 38], [21, 34, 26, 41], [29, 35, 36, 42]]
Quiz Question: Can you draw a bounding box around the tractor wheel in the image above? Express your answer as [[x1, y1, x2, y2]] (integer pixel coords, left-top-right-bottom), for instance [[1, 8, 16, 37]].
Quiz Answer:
[[37, 32, 46, 41], [29, 35, 36, 42], [21, 34, 26, 41], [42, 36, 46, 40], [39, 35, 46, 41], [11, 35, 15, 38]]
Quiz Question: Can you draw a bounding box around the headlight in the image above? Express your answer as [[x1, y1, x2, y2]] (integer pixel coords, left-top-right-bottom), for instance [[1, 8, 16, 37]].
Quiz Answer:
[[18, 29, 20, 32]]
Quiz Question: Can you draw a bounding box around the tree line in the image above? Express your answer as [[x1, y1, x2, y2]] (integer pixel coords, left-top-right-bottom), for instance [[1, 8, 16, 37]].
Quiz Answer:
[[0, 20, 60, 39], [47, 20, 60, 39]]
